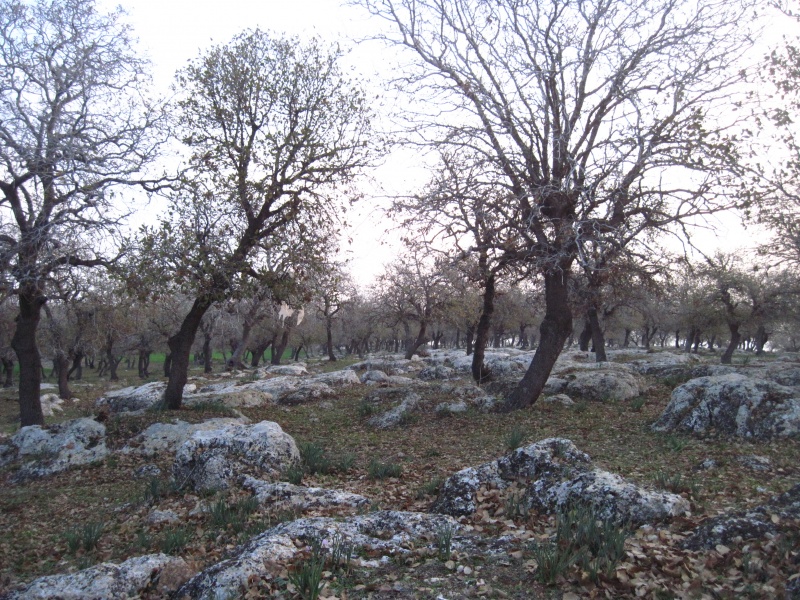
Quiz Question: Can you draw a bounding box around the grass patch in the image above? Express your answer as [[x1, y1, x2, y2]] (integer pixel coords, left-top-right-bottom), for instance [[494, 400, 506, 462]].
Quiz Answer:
[[367, 459, 402, 480]]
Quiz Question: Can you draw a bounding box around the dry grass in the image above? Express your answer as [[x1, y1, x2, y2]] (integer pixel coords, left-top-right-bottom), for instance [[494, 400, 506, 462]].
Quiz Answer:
[[0, 354, 798, 598]]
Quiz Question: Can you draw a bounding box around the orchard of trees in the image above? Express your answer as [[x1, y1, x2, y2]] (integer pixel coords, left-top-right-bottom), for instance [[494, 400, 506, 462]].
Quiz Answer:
[[2, 0, 800, 426]]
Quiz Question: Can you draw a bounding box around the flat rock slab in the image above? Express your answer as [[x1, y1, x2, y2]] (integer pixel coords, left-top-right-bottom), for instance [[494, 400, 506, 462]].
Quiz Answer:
[[563, 369, 640, 402], [175, 511, 460, 600], [682, 484, 800, 551], [242, 477, 370, 510], [651, 373, 800, 439], [172, 421, 299, 491], [2, 553, 191, 599], [120, 418, 247, 457], [364, 388, 421, 429], [5, 418, 108, 482], [432, 438, 689, 527]]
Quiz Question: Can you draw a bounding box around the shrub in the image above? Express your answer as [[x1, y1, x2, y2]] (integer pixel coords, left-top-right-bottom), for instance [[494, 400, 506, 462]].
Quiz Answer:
[[209, 496, 260, 533], [160, 527, 190, 555], [416, 476, 444, 499], [81, 521, 104, 553], [288, 537, 325, 600], [368, 459, 402, 480], [505, 426, 526, 451], [530, 541, 578, 584], [435, 522, 456, 560], [357, 399, 378, 418], [299, 441, 331, 475]]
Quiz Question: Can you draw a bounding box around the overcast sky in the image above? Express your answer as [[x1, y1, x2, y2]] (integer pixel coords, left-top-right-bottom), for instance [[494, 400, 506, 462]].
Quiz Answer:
[[107, 0, 779, 286]]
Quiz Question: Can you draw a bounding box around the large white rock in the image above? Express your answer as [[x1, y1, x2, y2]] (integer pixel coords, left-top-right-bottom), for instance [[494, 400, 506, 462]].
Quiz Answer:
[[175, 511, 459, 600], [242, 477, 370, 510], [432, 438, 688, 526], [8, 418, 108, 482], [651, 373, 800, 438], [120, 418, 247, 457], [95, 382, 198, 414], [564, 369, 640, 402], [363, 388, 420, 429], [3, 554, 191, 599], [172, 421, 300, 491]]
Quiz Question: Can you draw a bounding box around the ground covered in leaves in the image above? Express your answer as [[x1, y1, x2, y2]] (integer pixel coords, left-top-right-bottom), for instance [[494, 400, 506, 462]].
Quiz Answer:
[[0, 351, 798, 599]]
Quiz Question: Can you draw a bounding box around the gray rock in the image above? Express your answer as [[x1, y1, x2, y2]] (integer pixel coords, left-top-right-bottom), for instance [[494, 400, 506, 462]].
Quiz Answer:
[[694, 459, 718, 471], [9, 418, 108, 482], [147, 509, 180, 526], [629, 352, 700, 376], [764, 364, 800, 387], [682, 484, 800, 550], [432, 438, 688, 526], [737, 455, 772, 472], [172, 421, 299, 491], [262, 364, 308, 376], [361, 369, 390, 383], [543, 377, 569, 395], [310, 369, 361, 387], [176, 511, 459, 600], [418, 365, 455, 381], [3, 553, 191, 599], [365, 388, 420, 429], [435, 401, 469, 415], [564, 369, 640, 402], [133, 464, 162, 479], [277, 382, 334, 406], [242, 477, 370, 510], [651, 373, 800, 438], [349, 358, 418, 375], [39, 394, 65, 417], [95, 382, 189, 414], [185, 388, 273, 408], [543, 394, 575, 406], [121, 418, 246, 457]]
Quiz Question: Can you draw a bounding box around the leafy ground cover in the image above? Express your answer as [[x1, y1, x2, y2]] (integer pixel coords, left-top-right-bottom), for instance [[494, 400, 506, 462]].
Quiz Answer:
[[0, 353, 798, 598]]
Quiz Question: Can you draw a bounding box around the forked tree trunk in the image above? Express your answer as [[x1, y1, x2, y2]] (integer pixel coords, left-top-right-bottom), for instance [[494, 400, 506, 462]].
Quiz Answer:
[[12, 292, 45, 426], [165, 298, 212, 409], [68, 351, 84, 381], [754, 324, 769, 355], [721, 323, 741, 364], [472, 273, 495, 383], [502, 270, 573, 411], [272, 328, 292, 365], [588, 306, 607, 362], [404, 319, 428, 359]]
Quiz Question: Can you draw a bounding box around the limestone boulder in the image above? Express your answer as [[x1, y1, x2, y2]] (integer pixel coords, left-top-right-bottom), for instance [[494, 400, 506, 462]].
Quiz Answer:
[[261, 364, 308, 377], [242, 477, 370, 511], [628, 352, 700, 377], [120, 418, 247, 457], [276, 382, 334, 406], [361, 369, 390, 384], [682, 484, 800, 551], [7, 418, 108, 482], [418, 365, 455, 381], [176, 511, 459, 600], [310, 369, 361, 387], [432, 438, 688, 526], [651, 373, 800, 438], [95, 381, 169, 414], [564, 369, 640, 402], [2, 554, 191, 599], [184, 388, 273, 408], [172, 421, 299, 491], [39, 394, 65, 417], [349, 358, 418, 375], [363, 388, 420, 429]]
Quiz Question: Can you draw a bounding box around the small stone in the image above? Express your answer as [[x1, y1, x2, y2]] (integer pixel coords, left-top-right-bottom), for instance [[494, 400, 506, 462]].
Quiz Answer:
[[445, 560, 456, 570], [715, 544, 730, 555], [463, 566, 473, 576]]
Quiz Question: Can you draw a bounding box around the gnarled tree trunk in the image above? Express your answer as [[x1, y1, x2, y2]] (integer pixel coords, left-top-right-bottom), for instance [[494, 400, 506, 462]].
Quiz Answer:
[[165, 298, 212, 409], [12, 291, 45, 426], [471, 273, 495, 383]]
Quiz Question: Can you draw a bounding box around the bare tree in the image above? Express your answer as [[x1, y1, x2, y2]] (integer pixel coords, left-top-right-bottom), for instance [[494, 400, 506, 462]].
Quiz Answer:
[[357, 0, 757, 410], [145, 30, 373, 409], [0, 0, 165, 425]]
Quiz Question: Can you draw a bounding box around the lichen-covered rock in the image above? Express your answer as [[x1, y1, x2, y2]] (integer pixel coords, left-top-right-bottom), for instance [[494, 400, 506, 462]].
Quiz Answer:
[[564, 369, 640, 402], [737, 455, 772, 472], [543, 377, 569, 395], [175, 511, 459, 600], [242, 477, 370, 510], [682, 484, 800, 550], [39, 394, 65, 417], [363, 388, 421, 429], [543, 394, 575, 406], [361, 369, 390, 384], [348, 358, 418, 375], [432, 438, 688, 526], [2, 553, 191, 599], [120, 418, 246, 457], [418, 365, 455, 381], [651, 374, 800, 438], [277, 382, 334, 405], [172, 421, 299, 491], [262, 364, 308, 376], [8, 418, 108, 482], [527, 468, 690, 526], [185, 388, 273, 408], [312, 369, 361, 386], [95, 381, 169, 414], [628, 352, 700, 376]]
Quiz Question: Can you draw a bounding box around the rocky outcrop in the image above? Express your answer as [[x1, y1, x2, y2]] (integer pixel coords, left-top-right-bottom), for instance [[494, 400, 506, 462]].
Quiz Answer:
[[2, 554, 192, 599], [682, 484, 800, 551], [432, 438, 689, 526], [363, 388, 420, 429], [95, 382, 174, 414], [176, 511, 459, 600], [172, 421, 299, 491], [563, 369, 640, 402], [418, 365, 455, 381], [4, 418, 108, 482], [349, 358, 418, 375], [242, 477, 370, 510], [651, 373, 800, 438], [120, 418, 247, 457], [628, 352, 701, 377]]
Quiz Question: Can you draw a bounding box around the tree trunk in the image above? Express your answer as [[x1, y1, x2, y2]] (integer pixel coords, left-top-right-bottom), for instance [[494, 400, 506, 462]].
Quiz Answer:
[[588, 306, 606, 362], [165, 298, 212, 409], [404, 319, 428, 359], [272, 328, 292, 365], [465, 324, 475, 355], [12, 292, 45, 426], [326, 317, 336, 361], [623, 328, 632, 348], [578, 318, 592, 351], [754, 324, 769, 355], [2, 358, 13, 388], [250, 337, 273, 367], [67, 351, 84, 381], [721, 323, 741, 364], [55, 353, 71, 400], [503, 269, 573, 411], [138, 350, 151, 378], [472, 273, 495, 383]]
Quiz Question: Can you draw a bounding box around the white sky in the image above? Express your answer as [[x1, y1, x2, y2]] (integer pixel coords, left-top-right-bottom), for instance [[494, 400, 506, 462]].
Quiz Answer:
[[107, 0, 786, 288]]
